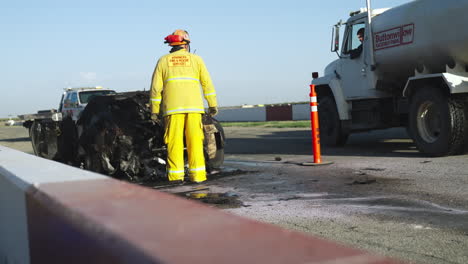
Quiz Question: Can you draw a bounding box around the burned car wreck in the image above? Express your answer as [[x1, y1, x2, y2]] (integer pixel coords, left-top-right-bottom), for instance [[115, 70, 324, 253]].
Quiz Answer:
[[23, 91, 225, 182]]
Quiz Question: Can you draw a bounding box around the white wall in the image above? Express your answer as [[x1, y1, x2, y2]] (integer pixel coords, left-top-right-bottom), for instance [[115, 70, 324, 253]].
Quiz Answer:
[[217, 107, 266, 122], [292, 104, 310, 121], [216, 104, 310, 122]]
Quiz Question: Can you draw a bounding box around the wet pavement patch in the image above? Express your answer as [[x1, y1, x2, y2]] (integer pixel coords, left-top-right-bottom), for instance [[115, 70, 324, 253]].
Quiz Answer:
[[208, 168, 253, 180], [321, 195, 468, 232], [179, 192, 244, 209], [136, 168, 251, 189]]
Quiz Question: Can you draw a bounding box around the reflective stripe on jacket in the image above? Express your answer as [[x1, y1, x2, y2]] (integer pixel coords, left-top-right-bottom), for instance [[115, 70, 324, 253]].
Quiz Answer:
[[150, 49, 217, 116]]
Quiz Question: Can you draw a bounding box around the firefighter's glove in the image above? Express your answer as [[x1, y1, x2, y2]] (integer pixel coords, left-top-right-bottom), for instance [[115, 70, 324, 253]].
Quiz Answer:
[[208, 107, 218, 117], [151, 113, 159, 122]]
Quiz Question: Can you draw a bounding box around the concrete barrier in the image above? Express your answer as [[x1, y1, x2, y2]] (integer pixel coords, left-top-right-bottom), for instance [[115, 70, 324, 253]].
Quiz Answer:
[[0, 145, 402, 263]]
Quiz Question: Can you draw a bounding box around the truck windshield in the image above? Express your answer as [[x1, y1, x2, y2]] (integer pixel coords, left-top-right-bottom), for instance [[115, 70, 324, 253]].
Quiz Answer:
[[79, 90, 116, 104]]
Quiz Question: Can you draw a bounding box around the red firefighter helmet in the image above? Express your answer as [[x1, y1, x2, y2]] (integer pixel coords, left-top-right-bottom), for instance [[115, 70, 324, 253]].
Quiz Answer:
[[164, 29, 190, 46]]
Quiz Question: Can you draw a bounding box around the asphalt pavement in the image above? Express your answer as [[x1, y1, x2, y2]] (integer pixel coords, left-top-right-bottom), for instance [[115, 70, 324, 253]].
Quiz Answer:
[[1, 125, 467, 264], [220, 126, 468, 264]]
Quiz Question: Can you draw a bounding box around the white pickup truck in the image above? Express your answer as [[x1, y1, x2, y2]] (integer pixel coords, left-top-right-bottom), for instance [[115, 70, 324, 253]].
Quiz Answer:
[[20, 87, 116, 159], [58, 87, 116, 121], [20, 86, 115, 124]]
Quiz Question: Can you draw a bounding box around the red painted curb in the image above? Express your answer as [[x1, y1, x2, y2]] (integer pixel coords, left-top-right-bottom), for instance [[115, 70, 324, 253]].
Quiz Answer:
[[25, 178, 403, 264]]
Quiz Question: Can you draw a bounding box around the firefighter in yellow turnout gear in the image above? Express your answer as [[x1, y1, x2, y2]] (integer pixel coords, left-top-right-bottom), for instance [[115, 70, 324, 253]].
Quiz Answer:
[[150, 29, 218, 183]]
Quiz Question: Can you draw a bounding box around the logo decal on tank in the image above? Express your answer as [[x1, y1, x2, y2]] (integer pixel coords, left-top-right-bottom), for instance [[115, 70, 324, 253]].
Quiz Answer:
[[169, 56, 191, 67], [374, 23, 414, 50]]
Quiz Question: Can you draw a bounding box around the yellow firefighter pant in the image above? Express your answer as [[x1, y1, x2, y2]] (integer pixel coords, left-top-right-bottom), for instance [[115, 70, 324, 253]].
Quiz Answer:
[[164, 113, 206, 182]]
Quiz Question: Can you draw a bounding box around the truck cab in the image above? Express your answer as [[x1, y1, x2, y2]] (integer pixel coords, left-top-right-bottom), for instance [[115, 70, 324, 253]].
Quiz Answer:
[[311, 9, 392, 147], [60, 87, 115, 121]]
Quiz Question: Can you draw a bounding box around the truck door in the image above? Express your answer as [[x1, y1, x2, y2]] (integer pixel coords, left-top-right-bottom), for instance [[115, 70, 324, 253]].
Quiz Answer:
[[338, 21, 369, 99], [62, 93, 74, 119], [69, 92, 81, 121]]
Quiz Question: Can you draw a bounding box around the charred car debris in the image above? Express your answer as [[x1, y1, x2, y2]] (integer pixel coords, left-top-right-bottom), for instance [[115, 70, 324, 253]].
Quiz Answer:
[[22, 90, 225, 182]]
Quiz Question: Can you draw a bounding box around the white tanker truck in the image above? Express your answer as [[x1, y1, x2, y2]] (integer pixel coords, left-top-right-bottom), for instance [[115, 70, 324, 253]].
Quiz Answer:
[[313, 0, 468, 156]]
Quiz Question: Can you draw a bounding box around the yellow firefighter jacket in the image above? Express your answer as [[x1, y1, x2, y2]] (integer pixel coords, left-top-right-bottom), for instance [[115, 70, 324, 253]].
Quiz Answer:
[[150, 49, 217, 116]]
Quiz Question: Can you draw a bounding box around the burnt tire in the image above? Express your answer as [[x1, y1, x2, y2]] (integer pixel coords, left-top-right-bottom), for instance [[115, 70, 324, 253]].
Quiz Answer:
[[29, 121, 41, 156], [318, 95, 349, 146], [206, 119, 225, 170], [83, 150, 103, 173], [409, 87, 468, 156]]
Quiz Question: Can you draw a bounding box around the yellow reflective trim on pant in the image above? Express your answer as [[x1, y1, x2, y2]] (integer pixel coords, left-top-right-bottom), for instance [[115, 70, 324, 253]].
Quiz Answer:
[[189, 166, 206, 172], [151, 98, 162, 102], [168, 169, 185, 174], [167, 169, 185, 181]]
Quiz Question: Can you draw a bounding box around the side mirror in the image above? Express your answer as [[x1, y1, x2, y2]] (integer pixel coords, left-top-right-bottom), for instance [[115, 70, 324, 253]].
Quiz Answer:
[[331, 20, 342, 53]]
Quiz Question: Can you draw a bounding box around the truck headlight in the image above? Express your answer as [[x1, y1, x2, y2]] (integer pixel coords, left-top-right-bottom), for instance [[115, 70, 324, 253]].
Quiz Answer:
[[52, 112, 63, 121]]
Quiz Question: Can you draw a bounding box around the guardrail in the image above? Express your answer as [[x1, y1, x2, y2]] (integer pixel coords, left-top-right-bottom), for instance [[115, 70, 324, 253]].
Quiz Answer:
[[0, 145, 402, 263]]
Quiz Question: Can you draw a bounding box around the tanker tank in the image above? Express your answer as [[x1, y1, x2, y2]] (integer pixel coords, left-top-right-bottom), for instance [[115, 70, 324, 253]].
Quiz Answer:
[[371, 0, 468, 79]]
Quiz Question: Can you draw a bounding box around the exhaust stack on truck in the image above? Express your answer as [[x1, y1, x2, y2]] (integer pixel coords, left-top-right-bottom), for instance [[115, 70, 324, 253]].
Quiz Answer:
[[313, 0, 468, 156]]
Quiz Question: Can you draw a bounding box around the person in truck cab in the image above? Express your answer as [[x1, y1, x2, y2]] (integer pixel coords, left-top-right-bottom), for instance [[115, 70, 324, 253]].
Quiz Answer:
[[149, 29, 218, 184], [347, 27, 364, 59]]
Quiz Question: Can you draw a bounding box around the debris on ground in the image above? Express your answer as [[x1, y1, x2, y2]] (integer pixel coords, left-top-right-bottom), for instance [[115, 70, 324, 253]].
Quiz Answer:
[[362, 167, 386, 171], [348, 175, 377, 185], [279, 195, 301, 201]]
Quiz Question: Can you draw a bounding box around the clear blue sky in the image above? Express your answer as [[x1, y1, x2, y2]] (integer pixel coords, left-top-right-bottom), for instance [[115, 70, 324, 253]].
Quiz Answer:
[[0, 0, 410, 118]]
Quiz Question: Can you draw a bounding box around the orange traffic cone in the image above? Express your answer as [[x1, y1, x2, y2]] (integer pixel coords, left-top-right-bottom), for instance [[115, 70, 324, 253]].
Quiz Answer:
[[302, 84, 333, 166]]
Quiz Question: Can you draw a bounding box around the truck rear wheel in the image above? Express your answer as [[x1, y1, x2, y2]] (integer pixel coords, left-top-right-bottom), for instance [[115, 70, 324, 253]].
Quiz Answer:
[[318, 95, 349, 146], [409, 87, 468, 156], [30, 121, 59, 160], [30, 121, 41, 156]]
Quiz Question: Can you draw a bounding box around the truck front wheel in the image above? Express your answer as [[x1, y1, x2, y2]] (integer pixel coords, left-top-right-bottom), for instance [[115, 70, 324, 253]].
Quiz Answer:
[[409, 87, 468, 156], [318, 95, 349, 146]]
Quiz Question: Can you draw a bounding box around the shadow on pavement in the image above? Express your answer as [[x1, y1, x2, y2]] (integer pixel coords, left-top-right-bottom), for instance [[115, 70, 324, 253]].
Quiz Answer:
[[0, 137, 30, 143], [225, 127, 422, 158]]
